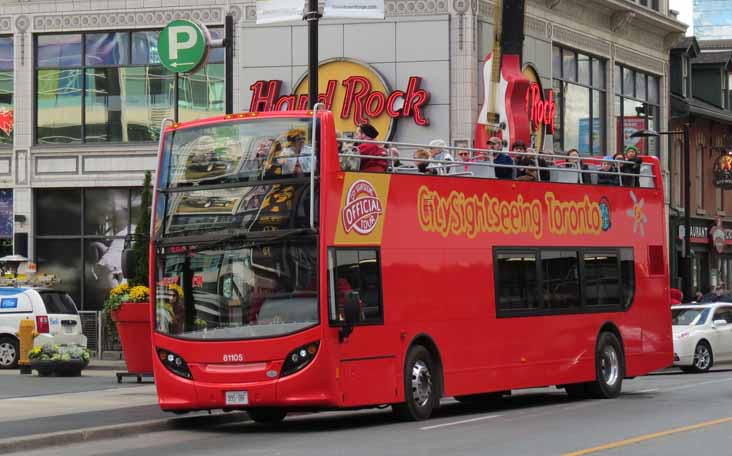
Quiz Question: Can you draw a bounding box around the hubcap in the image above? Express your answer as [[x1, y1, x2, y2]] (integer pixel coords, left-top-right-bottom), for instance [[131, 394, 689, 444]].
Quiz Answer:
[[694, 344, 711, 370], [600, 345, 619, 386], [0, 342, 16, 366], [410, 360, 433, 408]]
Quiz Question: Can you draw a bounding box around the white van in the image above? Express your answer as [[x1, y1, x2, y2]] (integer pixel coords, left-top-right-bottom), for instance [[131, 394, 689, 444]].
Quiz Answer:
[[0, 287, 87, 368]]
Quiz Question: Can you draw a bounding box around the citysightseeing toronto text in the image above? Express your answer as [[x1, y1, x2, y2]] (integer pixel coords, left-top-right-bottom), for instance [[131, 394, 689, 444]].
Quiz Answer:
[[417, 186, 607, 240]]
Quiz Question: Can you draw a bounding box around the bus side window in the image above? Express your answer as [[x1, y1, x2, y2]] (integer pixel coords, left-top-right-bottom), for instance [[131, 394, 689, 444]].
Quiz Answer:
[[328, 248, 383, 324]]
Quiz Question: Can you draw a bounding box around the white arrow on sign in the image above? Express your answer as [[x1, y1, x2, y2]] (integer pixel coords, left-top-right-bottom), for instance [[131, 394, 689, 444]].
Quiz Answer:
[[171, 62, 195, 68]]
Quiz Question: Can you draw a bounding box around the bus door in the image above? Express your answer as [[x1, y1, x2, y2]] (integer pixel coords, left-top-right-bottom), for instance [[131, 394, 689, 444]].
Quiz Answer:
[[328, 248, 397, 406]]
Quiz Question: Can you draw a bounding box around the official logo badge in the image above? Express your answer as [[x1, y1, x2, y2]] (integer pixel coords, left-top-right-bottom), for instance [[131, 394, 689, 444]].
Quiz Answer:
[[342, 179, 383, 235]]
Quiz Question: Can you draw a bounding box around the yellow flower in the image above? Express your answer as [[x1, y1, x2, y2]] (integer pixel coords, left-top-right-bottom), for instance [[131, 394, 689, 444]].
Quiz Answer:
[[109, 282, 130, 297], [128, 285, 150, 303]]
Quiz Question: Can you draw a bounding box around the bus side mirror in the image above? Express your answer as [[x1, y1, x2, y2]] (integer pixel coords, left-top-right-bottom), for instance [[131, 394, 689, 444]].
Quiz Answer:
[[340, 291, 360, 342]]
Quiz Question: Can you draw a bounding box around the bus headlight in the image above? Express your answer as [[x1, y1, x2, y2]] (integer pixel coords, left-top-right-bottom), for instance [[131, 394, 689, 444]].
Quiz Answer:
[[281, 342, 319, 377], [157, 348, 193, 380]]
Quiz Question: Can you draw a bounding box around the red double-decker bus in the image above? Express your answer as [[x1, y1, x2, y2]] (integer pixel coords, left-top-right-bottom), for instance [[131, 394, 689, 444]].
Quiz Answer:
[[150, 109, 671, 423]]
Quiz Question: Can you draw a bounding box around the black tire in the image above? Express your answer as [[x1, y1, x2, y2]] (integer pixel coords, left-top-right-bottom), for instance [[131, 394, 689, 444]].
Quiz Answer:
[[690, 341, 713, 373], [0, 336, 19, 369], [586, 332, 625, 399], [393, 345, 440, 421], [247, 407, 287, 424]]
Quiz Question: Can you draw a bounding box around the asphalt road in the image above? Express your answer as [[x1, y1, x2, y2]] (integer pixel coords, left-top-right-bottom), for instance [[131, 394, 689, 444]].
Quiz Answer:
[[0, 368, 147, 400], [20, 367, 732, 456]]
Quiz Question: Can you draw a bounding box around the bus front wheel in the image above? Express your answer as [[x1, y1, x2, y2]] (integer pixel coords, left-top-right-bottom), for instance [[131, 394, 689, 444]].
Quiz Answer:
[[393, 345, 439, 421], [247, 407, 287, 424]]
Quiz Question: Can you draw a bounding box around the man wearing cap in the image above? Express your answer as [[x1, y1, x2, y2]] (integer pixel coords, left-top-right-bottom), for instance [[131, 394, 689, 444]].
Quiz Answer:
[[356, 123, 388, 173], [488, 136, 513, 179], [427, 139, 455, 175]]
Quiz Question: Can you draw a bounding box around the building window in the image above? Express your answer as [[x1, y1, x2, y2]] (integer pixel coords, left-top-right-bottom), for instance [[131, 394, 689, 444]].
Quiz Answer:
[[0, 36, 13, 146], [635, 0, 659, 11], [35, 30, 225, 145], [722, 70, 728, 109], [552, 46, 606, 156], [35, 188, 142, 310], [673, 139, 682, 207], [615, 64, 661, 156], [682, 56, 688, 98], [696, 145, 704, 210]]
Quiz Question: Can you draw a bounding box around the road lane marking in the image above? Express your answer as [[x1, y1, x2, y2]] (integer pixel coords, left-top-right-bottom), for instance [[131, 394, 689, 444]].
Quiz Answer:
[[561, 416, 732, 456], [420, 414, 502, 430], [636, 388, 659, 393], [662, 377, 732, 391]]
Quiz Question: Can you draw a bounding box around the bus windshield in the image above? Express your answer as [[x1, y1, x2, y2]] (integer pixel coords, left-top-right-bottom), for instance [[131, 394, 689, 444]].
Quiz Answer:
[[155, 238, 318, 340]]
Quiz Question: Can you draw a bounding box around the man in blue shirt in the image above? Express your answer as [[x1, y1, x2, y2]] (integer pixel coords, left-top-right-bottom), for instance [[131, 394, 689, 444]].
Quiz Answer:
[[488, 136, 513, 179]]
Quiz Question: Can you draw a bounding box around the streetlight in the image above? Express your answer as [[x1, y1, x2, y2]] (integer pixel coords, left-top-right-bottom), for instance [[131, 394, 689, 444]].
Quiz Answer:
[[631, 124, 691, 300]]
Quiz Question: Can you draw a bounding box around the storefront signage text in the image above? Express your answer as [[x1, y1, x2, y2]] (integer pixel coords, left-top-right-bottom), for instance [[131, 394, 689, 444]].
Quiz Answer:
[[525, 82, 555, 134], [249, 76, 430, 126]]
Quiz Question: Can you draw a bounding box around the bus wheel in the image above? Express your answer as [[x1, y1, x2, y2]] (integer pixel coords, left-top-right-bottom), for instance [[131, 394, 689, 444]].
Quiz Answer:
[[247, 407, 287, 424], [586, 332, 624, 399], [393, 345, 439, 421]]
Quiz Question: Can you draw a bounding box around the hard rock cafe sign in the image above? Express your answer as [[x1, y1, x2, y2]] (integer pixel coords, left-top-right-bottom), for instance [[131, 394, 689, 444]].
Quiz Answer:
[[248, 59, 430, 141], [522, 64, 556, 152], [713, 152, 732, 189]]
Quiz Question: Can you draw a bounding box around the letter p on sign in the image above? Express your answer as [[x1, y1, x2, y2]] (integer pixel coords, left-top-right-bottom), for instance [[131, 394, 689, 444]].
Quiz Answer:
[[169, 25, 197, 60], [159, 19, 210, 74]]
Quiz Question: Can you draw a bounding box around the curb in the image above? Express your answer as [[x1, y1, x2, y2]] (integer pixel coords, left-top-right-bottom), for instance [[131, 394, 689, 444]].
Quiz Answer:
[[0, 412, 249, 454]]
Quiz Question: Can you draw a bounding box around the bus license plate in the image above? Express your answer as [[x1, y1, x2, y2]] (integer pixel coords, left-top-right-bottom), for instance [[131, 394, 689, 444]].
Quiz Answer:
[[225, 391, 248, 405]]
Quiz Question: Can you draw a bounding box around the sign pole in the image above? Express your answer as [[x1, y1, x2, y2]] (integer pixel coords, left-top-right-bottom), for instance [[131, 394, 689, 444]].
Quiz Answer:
[[306, 0, 321, 108]]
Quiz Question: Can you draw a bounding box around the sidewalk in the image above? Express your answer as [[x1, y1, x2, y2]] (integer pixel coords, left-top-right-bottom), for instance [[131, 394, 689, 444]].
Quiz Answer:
[[0, 363, 247, 453]]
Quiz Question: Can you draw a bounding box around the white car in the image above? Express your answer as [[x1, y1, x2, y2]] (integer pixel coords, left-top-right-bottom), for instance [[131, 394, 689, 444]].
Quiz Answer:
[[672, 302, 732, 373], [0, 287, 87, 368]]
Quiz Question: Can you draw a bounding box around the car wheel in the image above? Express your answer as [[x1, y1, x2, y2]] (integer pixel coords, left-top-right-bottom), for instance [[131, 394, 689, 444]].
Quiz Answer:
[[690, 341, 713, 373], [247, 407, 287, 424], [393, 345, 440, 421], [0, 336, 19, 369]]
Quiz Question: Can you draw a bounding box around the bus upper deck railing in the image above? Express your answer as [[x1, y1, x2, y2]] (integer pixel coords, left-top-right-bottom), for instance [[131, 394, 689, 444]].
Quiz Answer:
[[337, 138, 658, 188]]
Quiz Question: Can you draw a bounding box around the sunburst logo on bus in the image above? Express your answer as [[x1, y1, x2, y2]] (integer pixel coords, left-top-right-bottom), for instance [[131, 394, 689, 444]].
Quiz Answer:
[[342, 179, 384, 235], [626, 191, 647, 236]]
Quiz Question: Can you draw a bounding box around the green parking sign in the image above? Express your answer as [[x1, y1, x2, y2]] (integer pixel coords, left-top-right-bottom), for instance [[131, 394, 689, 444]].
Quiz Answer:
[[159, 19, 210, 73]]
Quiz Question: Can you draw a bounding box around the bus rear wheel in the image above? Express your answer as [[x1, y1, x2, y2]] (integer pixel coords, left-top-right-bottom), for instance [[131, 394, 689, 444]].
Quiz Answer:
[[564, 332, 624, 399], [247, 407, 287, 424], [393, 345, 439, 421]]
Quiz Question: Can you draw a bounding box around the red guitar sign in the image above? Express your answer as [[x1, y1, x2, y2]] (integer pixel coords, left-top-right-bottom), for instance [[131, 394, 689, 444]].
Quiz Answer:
[[475, 0, 531, 150], [0, 109, 13, 137]]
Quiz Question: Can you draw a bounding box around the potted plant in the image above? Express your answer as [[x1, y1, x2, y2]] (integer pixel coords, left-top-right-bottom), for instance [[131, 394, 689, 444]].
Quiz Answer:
[[104, 283, 153, 374], [29, 343, 91, 377]]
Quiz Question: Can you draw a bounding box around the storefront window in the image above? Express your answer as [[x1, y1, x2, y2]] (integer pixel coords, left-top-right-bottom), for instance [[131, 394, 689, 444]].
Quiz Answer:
[[552, 46, 606, 156], [35, 29, 224, 145], [35, 188, 140, 310], [614, 64, 660, 156], [0, 36, 14, 146]]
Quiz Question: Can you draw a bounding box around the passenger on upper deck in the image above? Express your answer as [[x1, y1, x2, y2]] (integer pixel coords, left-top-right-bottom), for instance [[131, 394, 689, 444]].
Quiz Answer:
[[356, 123, 389, 173], [414, 149, 435, 175], [622, 146, 642, 187], [515, 144, 549, 181], [563, 148, 591, 184], [427, 139, 454, 175], [489, 136, 513, 179], [596, 155, 620, 186], [279, 128, 312, 176]]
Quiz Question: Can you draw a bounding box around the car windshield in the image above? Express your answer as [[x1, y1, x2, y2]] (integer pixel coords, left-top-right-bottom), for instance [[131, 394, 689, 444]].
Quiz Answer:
[[155, 238, 318, 340], [671, 308, 710, 326]]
